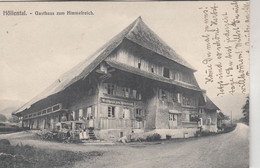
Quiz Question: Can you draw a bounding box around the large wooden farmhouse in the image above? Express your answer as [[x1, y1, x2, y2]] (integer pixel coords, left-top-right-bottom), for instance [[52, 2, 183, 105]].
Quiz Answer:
[[14, 17, 219, 140]]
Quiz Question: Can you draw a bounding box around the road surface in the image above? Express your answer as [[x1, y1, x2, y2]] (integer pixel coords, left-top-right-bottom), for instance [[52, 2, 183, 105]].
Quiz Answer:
[[75, 123, 249, 168], [0, 123, 249, 168]]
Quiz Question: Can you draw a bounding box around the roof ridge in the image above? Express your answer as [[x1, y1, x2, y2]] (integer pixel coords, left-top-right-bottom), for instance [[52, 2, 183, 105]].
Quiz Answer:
[[126, 16, 142, 37]]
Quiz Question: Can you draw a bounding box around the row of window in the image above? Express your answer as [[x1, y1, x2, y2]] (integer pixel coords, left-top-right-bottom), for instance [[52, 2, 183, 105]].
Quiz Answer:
[[169, 113, 201, 123], [73, 106, 95, 121], [163, 68, 194, 84], [199, 118, 212, 125], [159, 89, 181, 103], [182, 95, 196, 106], [23, 104, 62, 119], [107, 106, 145, 120], [113, 50, 194, 84], [104, 83, 142, 100], [159, 89, 197, 107]]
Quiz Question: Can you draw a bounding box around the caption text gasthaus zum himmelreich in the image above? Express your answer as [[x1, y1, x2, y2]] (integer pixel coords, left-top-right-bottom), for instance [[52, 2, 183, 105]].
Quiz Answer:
[[2, 10, 94, 16]]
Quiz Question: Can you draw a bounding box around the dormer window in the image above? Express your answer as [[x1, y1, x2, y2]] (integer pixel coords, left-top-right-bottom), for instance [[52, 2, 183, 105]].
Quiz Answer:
[[163, 67, 170, 78]]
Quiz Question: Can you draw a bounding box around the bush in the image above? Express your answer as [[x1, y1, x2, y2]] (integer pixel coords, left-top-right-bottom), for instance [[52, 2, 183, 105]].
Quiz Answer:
[[200, 131, 217, 137], [146, 133, 161, 141], [0, 139, 11, 146], [222, 124, 237, 133]]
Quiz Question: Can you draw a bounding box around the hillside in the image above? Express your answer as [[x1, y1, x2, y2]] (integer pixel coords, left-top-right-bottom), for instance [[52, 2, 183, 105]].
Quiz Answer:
[[0, 100, 24, 118]]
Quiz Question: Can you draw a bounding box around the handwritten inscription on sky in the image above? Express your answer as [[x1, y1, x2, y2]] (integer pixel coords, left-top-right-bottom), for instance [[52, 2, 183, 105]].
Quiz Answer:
[[199, 2, 249, 96]]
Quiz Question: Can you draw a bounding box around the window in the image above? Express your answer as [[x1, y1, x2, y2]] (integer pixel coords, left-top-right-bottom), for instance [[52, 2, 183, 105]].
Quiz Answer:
[[172, 92, 178, 102], [42, 110, 47, 114], [169, 113, 173, 121], [53, 104, 60, 111], [108, 106, 115, 118], [182, 94, 196, 106], [160, 89, 168, 100], [163, 67, 170, 78], [177, 93, 181, 103], [135, 109, 145, 118], [107, 84, 115, 95], [182, 112, 190, 121], [207, 118, 212, 125], [123, 87, 130, 98], [150, 64, 155, 73], [132, 90, 137, 98], [175, 72, 182, 81], [162, 90, 167, 99], [87, 107, 92, 119], [171, 71, 175, 80], [47, 108, 52, 113], [190, 114, 199, 122], [123, 108, 130, 119], [169, 114, 177, 121], [136, 92, 142, 100], [75, 109, 79, 121], [138, 62, 141, 69]]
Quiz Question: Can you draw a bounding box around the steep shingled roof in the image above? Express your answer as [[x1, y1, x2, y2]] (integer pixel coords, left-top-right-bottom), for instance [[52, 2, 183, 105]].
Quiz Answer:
[[15, 16, 196, 114], [204, 96, 220, 111]]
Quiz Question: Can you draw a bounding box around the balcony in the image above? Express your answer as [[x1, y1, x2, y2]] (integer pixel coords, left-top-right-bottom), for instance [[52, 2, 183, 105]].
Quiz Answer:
[[23, 103, 67, 120]]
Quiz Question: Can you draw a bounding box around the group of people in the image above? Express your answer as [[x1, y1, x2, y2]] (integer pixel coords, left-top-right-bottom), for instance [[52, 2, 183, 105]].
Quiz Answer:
[[79, 129, 89, 140]]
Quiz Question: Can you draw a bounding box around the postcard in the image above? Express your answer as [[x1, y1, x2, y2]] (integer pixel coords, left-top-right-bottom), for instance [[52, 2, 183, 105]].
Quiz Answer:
[[0, 1, 250, 168]]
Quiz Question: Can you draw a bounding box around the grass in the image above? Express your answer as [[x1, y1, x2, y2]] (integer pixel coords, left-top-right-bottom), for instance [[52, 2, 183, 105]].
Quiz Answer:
[[0, 139, 103, 168]]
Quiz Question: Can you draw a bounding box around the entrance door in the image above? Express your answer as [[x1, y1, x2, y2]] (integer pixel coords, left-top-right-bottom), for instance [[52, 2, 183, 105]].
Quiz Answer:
[[87, 107, 94, 128], [169, 113, 178, 129]]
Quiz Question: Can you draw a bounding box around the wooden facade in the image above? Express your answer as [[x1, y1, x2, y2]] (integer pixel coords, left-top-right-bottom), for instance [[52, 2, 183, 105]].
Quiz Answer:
[[15, 17, 214, 140]]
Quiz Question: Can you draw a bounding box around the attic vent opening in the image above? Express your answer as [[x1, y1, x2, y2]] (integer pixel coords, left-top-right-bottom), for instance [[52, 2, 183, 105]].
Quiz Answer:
[[138, 62, 141, 69], [163, 67, 170, 78]]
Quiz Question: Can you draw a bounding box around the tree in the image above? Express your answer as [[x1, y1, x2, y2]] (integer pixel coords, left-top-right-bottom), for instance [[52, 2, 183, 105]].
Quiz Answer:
[[0, 114, 7, 122], [242, 96, 249, 125], [8, 115, 19, 123]]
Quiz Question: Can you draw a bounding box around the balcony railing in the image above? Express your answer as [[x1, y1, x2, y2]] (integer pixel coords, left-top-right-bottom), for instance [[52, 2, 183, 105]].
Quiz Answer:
[[23, 103, 65, 119]]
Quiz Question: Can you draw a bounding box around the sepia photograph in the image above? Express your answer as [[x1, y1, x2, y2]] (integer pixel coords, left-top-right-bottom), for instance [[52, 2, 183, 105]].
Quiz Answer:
[[0, 1, 250, 168]]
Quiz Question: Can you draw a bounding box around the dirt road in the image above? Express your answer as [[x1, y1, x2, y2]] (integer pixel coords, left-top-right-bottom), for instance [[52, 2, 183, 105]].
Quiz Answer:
[[0, 123, 249, 168]]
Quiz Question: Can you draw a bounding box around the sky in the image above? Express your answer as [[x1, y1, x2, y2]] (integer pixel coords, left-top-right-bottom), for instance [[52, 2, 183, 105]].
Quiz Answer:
[[0, 2, 249, 119]]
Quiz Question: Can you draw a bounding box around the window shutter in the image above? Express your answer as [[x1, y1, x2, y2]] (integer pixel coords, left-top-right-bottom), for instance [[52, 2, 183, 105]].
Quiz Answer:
[[114, 107, 119, 118], [131, 109, 135, 120], [91, 106, 95, 118], [104, 83, 108, 94], [101, 105, 108, 118], [119, 107, 123, 119]]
